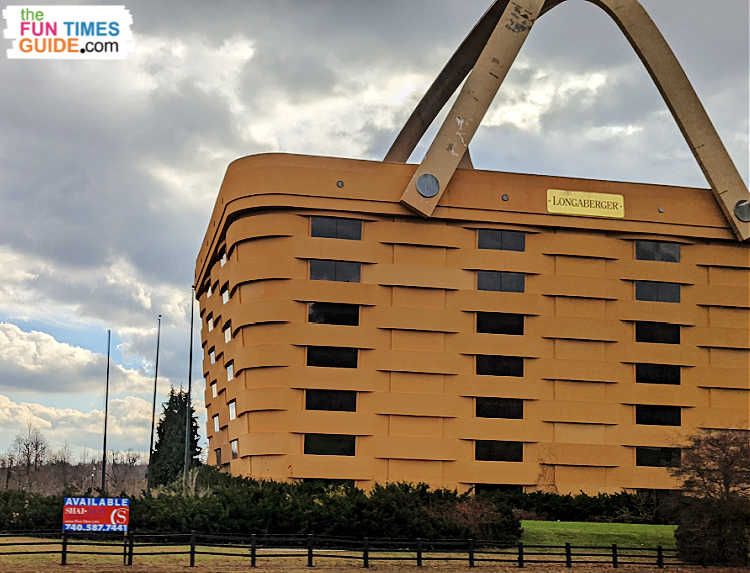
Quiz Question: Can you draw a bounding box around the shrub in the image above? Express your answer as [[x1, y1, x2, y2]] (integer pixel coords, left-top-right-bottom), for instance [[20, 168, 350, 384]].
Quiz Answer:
[[0, 490, 62, 531], [675, 498, 748, 566]]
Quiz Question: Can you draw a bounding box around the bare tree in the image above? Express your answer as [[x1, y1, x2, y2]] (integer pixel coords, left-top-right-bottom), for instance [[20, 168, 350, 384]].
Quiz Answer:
[[14, 426, 34, 476], [49, 442, 73, 490], [30, 428, 48, 471], [108, 450, 144, 491], [1, 450, 16, 489], [669, 429, 750, 501]]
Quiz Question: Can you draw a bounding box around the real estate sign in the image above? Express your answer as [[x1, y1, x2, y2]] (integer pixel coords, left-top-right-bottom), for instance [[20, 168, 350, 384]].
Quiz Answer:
[[62, 497, 130, 532]]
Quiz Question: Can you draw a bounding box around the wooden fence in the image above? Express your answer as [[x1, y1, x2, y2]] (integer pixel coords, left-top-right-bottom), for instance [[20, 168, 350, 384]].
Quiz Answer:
[[0, 530, 688, 568]]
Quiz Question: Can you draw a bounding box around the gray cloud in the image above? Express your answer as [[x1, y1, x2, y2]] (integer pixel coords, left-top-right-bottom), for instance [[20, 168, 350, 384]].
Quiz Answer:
[[0, 0, 745, 454]]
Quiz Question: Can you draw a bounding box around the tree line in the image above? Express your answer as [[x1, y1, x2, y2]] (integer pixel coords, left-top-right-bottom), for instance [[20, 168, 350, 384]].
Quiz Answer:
[[0, 387, 201, 495], [0, 422, 145, 495]]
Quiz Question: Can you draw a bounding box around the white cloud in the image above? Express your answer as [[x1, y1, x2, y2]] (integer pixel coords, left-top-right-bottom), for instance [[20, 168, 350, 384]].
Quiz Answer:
[[0, 322, 156, 394], [0, 393, 152, 456], [244, 70, 431, 157], [585, 124, 644, 141], [484, 61, 608, 132], [0, 245, 188, 330]]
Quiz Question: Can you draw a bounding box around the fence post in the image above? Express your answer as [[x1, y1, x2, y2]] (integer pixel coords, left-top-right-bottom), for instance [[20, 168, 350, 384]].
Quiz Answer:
[[517, 542, 524, 568], [416, 537, 423, 567], [611, 543, 618, 568], [250, 533, 257, 568], [468, 538, 475, 568], [363, 537, 369, 569], [127, 531, 134, 565], [189, 530, 196, 567], [60, 530, 68, 566], [565, 542, 572, 568], [307, 533, 314, 567], [656, 545, 664, 568]]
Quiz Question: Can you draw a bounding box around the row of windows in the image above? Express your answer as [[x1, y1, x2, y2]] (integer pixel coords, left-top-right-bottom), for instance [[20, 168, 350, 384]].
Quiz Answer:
[[304, 345, 526, 376], [305, 392, 526, 418], [209, 354, 681, 395], [203, 222, 681, 309], [215, 439, 679, 467], [203, 226, 681, 299], [204, 264, 682, 307], [306, 391, 524, 418], [206, 319, 682, 400], [206, 434, 675, 468], [202, 241, 683, 367], [309, 303, 525, 335], [311, 217, 528, 252], [203, 221, 530, 297], [308, 260, 683, 303], [208, 307, 677, 370], [212, 393, 681, 426], [309, 218, 681, 264], [305, 303, 680, 346]]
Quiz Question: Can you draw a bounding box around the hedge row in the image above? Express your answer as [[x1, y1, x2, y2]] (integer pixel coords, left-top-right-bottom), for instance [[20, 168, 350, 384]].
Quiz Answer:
[[0, 470, 518, 541], [477, 489, 679, 524], [0, 468, 677, 538]]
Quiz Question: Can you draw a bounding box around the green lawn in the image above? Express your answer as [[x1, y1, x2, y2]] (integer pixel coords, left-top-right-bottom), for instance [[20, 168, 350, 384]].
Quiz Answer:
[[521, 520, 676, 548]]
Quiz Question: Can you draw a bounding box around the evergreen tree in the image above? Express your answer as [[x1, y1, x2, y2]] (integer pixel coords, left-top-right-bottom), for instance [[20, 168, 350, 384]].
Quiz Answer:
[[149, 387, 201, 488]]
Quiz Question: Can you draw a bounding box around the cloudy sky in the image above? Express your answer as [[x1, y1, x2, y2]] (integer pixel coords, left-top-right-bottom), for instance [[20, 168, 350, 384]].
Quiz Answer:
[[0, 0, 747, 461]]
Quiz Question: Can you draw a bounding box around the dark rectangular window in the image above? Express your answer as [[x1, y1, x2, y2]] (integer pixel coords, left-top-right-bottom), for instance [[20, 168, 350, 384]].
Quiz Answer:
[[635, 240, 680, 262], [476, 397, 523, 419], [304, 433, 355, 456], [635, 405, 681, 426], [635, 281, 680, 303], [307, 346, 358, 368], [308, 302, 359, 326], [475, 440, 523, 462], [476, 355, 523, 377], [311, 216, 362, 240], [635, 363, 681, 385], [477, 312, 524, 335], [477, 271, 525, 293], [635, 446, 681, 467], [214, 448, 222, 466], [478, 229, 525, 251], [635, 321, 680, 344], [310, 259, 361, 282], [306, 389, 357, 412], [474, 484, 523, 495]]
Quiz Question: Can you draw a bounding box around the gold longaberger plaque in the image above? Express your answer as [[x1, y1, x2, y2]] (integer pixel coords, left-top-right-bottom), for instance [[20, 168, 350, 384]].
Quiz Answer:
[[547, 189, 625, 218]]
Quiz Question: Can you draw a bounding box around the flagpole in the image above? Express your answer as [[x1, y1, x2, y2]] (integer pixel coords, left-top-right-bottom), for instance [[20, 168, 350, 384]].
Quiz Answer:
[[183, 286, 196, 489], [146, 314, 162, 494], [101, 329, 111, 494]]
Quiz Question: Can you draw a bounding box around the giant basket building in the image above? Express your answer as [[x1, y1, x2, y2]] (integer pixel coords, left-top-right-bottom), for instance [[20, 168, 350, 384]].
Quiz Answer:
[[195, 0, 750, 494]]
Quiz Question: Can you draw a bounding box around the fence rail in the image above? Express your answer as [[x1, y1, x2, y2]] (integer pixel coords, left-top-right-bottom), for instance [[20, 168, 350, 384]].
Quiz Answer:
[[0, 530, 689, 568]]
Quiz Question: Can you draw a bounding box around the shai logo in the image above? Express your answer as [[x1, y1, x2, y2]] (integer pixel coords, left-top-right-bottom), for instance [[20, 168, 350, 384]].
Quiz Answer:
[[2, 5, 133, 59]]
